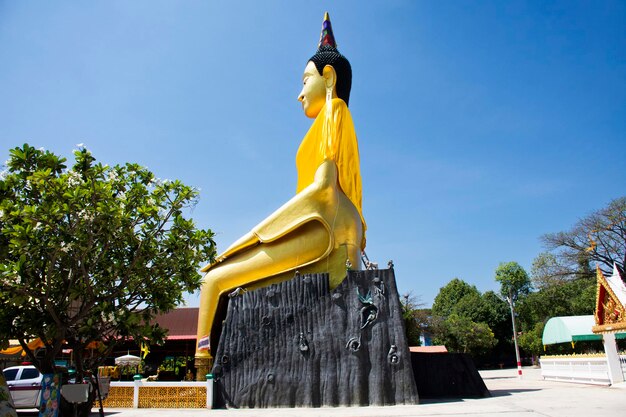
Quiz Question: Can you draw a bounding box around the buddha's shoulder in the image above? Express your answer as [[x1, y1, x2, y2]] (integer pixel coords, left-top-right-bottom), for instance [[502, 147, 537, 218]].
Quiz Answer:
[[331, 98, 349, 111], [330, 98, 354, 122]]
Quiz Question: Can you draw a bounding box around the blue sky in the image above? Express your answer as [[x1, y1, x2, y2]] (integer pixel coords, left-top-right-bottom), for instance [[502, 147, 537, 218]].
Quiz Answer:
[[1, 1, 624, 307]]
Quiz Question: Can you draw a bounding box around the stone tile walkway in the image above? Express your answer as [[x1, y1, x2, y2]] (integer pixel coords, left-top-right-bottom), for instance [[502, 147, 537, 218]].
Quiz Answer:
[[16, 368, 626, 417]]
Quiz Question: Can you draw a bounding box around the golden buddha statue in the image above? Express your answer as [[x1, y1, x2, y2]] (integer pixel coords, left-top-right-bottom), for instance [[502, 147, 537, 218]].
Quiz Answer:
[[195, 13, 366, 376]]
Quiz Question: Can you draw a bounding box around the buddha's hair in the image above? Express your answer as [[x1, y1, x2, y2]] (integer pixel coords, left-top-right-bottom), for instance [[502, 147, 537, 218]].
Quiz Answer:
[[309, 45, 352, 106]]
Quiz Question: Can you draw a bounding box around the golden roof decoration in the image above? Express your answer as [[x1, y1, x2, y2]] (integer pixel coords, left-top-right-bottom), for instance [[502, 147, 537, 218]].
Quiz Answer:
[[592, 264, 626, 333]]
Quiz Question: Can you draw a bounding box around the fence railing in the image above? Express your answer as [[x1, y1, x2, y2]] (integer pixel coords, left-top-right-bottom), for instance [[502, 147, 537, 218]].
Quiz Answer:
[[540, 355, 626, 386], [101, 379, 213, 409]]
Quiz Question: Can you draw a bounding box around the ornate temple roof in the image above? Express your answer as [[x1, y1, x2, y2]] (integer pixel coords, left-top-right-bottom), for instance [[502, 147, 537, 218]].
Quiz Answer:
[[593, 264, 626, 333]]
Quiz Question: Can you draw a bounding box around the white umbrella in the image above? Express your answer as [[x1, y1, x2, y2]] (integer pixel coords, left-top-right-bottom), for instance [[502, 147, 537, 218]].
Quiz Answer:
[[114, 354, 141, 366]]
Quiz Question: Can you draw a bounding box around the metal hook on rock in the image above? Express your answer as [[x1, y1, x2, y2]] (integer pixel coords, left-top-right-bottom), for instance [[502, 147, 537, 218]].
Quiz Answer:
[[346, 336, 361, 352], [299, 332, 309, 352], [387, 344, 399, 365]]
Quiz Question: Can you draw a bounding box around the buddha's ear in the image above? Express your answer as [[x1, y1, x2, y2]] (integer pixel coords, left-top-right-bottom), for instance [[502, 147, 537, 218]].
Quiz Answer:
[[322, 65, 337, 90]]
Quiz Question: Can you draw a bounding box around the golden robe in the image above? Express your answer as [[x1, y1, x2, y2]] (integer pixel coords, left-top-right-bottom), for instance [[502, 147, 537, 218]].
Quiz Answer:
[[195, 97, 365, 356], [296, 97, 366, 248]]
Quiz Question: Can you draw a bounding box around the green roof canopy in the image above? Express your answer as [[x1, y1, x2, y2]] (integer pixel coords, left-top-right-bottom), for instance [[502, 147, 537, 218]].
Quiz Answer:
[[542, 315, 626, 345]]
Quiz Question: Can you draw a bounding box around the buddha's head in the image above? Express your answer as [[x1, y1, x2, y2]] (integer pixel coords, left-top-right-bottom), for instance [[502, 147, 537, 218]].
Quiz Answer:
[[298, 13, 352, 118]]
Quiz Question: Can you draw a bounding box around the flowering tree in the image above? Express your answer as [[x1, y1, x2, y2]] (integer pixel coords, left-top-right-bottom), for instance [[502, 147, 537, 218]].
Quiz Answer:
[[0, 144, 216, 380]]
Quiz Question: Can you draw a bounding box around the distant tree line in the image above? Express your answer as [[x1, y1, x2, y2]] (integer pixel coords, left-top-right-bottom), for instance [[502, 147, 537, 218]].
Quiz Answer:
[[402, 196, 625, 366]]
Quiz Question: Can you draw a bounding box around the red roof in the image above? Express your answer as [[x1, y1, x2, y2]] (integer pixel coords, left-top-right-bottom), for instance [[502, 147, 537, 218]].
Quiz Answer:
[[154, 307, 198, 340]]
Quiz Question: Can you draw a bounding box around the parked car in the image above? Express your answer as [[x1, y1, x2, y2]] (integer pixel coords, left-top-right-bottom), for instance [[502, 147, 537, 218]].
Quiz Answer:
[[2, 365, 42, 409]]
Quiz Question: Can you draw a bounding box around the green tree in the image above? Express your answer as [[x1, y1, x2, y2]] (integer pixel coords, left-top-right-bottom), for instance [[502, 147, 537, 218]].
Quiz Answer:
[[515, 269, 595, 364], [495, 261, 531, 371], [480, 290, 513, 347], [433, 313, 496, 355], [519, 250, 596, 335], [430, 279, 509, 360], [517, 276, 596, 331], [400, 292, 425, 346], [570, 277, 596, 314], [542, 196, 626, 278], [0, 144, 216, 381], [529, 280, 593, 321], [431, 278, 481, 318], [495, 262, 532, 302], [518, 321, 545, 363], [530, 252, 571, 289], [531, 251, 596, 289], [452, 290, 485, 322]]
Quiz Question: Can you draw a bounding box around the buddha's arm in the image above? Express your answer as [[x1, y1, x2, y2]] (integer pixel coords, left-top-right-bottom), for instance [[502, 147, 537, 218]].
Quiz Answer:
[[200, 159, 339, 273], [253, 159, 337, 242]]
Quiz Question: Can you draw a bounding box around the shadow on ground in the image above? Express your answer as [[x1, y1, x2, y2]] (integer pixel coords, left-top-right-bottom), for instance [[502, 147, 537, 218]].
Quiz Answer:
[[419, 397, 466, 405], [481, 376, 519, 380], [419, 387, 542, 404], [488, 389, 542, 397]]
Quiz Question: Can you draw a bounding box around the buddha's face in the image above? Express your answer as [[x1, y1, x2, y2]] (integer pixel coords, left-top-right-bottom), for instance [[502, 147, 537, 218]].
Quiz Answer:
[[298, 61, 327, 118]]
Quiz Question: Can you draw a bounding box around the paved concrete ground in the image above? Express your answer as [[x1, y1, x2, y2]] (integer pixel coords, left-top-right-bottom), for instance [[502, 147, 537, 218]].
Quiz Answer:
[[17, 367, 626, 416]]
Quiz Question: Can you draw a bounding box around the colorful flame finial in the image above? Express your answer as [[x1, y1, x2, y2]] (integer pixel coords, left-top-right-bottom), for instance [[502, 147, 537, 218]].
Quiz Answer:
[[318, 11, 337, 49]]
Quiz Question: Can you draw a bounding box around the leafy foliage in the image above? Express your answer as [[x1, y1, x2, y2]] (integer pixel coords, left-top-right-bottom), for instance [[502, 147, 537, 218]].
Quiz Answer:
[[518, 321, 545, 360], [479, 290, 513, 346], [431, 278, 480, 318], [0, 144, 216, 376], [513, 198, 624, 357], [495, 261, 531, 302], [432, 313, 496, 354], [428, 199, 625, 362], [530, 252, 571, 288], [430, 279, 509, 357], [517, 276, 596, 331], [400, 292, 426, 346], [518, 251, 596, 356], [531, 251, 595, 289]]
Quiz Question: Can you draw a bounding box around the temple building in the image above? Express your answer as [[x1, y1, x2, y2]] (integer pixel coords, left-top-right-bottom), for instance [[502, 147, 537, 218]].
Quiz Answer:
[[592, 264, 626, 384]]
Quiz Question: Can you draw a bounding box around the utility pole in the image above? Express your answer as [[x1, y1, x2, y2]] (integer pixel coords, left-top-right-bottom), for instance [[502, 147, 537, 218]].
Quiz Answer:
[[508, 288, 522, 379]]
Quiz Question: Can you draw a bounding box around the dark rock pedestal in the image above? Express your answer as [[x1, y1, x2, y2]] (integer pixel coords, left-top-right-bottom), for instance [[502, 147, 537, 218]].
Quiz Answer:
[[411, 353, 490, 398], [211, 268, 418, 408]]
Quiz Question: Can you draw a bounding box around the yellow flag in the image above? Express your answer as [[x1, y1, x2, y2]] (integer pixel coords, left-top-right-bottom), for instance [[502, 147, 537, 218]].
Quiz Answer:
[[140, 342, 150, 359]]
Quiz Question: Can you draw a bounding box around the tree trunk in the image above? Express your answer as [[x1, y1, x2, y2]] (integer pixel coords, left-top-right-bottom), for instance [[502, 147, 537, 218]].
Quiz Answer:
[[59, 341, 96, 417]]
